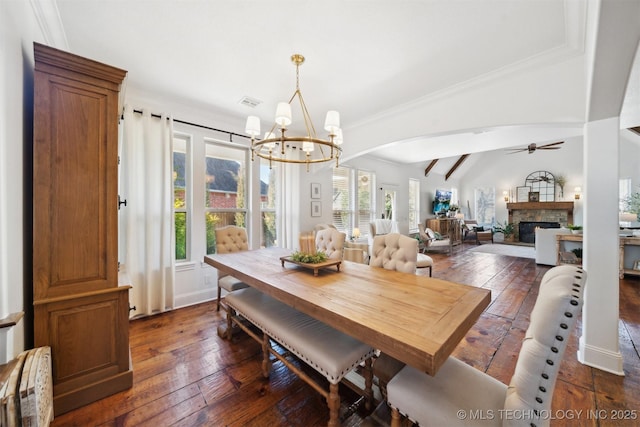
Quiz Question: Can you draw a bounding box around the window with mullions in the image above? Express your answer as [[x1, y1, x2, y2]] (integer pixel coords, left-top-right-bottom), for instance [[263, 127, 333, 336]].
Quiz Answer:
[[357, 170, 374, 233], [332, 167, 375, 238], [333, 167, 352, 234], [205, 141, 248, 254], [173, 135, 189, 261]]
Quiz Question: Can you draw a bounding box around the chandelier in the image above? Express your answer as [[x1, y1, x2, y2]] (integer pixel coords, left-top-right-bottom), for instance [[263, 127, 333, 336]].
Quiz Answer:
[[245, 54, 343, 171]]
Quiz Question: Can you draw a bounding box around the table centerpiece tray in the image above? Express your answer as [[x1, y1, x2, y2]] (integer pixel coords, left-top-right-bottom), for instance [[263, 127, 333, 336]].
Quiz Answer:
[[279, 256, 341, 276]]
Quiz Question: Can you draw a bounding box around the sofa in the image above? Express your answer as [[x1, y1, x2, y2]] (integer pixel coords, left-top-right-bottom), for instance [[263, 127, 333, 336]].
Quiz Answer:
[[534, 227, 571, 265]]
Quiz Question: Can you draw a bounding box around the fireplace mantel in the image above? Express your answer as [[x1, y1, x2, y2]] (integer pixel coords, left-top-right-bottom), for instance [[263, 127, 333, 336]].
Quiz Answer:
[[507, 201, 574, 226], [506, 201, 574, 211]]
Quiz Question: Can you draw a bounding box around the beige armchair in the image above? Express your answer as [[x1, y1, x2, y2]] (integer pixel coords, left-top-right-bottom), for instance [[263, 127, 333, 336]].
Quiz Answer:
[[386, 265, 587, 427], [419, 223, 452, 253], [214, 226, 250, 311], [315, 228, 346, 260]]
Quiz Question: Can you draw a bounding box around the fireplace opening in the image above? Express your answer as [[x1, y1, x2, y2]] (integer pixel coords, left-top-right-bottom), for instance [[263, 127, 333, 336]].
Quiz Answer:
[[519, 221, 560, 244]]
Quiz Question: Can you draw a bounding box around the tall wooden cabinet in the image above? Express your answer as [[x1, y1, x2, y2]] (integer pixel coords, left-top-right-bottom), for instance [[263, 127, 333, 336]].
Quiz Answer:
[[32, 43, 132, 415]]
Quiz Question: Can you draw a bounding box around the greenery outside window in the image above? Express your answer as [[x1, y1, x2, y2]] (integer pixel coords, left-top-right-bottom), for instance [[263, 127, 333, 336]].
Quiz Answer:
[[260, 159, 277, 248], [173, 134, 189, 261]]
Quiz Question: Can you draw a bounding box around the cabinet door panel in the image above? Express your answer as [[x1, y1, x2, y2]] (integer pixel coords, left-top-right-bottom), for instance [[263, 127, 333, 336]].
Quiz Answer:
[[34, 74, 118, 299]]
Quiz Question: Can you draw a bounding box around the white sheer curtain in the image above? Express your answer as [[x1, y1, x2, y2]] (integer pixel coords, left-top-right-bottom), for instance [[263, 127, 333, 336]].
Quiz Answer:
[[276, 153, 300, 250], [121, 106, 175, 316]]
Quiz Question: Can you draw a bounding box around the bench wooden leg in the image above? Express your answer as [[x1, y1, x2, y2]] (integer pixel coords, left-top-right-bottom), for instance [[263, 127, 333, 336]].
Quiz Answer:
[[226, 308, 234, 340], [327, 383, 340, 427], [261, 334, 271, 378]]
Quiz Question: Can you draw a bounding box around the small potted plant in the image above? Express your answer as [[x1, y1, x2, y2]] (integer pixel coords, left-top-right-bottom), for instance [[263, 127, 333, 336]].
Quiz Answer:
[[567, 224, 583, 234], [494, 220, 515, 242]]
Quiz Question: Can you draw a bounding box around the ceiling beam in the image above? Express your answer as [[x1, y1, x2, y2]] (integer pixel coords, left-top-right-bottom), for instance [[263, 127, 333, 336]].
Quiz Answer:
[[445, 154, 470, 181], [629, 127, 640, 136], [424, 159, 438, 176]]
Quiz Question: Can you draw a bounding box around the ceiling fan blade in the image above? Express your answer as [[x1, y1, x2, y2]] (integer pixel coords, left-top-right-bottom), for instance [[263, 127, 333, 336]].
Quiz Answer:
[[538, 147, 562, 150], [538, 141, 564, 148]]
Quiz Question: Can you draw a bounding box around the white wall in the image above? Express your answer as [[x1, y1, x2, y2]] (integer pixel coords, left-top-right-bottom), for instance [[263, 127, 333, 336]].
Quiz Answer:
[[0, 1, 46, 362]]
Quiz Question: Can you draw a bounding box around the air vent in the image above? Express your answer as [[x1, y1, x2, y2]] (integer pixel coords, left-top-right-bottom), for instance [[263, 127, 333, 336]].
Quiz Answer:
[[239, 96, 262, 108]]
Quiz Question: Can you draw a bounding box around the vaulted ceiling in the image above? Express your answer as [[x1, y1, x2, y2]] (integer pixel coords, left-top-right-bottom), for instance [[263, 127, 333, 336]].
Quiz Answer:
[[49, 0, 640, 177]]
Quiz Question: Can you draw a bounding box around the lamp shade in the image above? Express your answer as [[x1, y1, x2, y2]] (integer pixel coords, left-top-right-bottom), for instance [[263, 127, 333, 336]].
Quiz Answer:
[[275, 102, 292, 127], [264, 132, 276, 149], [245, 116, 261, 136], [324, 110, 340, 134]]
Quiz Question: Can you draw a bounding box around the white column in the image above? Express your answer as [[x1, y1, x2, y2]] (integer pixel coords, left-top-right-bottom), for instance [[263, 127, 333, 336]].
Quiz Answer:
[[578, 117, 624, 375]]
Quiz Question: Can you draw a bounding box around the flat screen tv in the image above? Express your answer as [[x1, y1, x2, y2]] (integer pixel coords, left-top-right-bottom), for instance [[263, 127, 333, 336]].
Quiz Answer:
[[433, 189, 452, 214]]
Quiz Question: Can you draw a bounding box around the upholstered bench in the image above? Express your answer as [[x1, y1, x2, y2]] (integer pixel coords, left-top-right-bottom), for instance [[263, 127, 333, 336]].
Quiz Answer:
[[225, 287, 375, 427]]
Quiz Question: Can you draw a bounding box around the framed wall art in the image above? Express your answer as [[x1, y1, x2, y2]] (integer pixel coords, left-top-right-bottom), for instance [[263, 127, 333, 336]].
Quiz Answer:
[[311, 201, 322, 217], [528, 191, 540, 202], [516, 186, 530, 202], [311, 182, 321, 199]]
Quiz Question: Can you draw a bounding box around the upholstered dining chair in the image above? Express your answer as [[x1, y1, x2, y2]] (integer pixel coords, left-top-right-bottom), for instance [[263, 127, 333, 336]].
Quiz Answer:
[[214, 225, 250, 312], [386, 265, 587, 427], [419, 223, 452, 253], [315, 228, 346, 260], [369, 233, 417, 274], [368, 219, 399, 256]]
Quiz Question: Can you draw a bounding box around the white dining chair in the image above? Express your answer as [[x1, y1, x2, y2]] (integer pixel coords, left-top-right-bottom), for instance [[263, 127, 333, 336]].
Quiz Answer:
[[386, 265, 587, 427]]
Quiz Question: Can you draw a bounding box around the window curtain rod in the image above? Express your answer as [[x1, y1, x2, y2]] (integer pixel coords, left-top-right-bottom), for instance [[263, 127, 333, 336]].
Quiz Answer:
[[125, 108, 251, 142]]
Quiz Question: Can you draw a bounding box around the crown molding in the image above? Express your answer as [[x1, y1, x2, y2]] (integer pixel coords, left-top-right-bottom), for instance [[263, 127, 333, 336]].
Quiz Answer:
[[29, 0, 68, 50]]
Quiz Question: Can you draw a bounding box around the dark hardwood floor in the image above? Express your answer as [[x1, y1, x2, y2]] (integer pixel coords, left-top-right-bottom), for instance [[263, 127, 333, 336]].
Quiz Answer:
[[51, 244, 640, 426]]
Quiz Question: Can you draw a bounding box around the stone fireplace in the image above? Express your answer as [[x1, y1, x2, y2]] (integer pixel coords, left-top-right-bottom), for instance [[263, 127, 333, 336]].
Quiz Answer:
[[506, 202, 574, 243], [518, 221, 560, 243]]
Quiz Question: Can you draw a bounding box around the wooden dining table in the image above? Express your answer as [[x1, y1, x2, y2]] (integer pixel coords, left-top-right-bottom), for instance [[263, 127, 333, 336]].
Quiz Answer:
[[204, 247, 491, 376]]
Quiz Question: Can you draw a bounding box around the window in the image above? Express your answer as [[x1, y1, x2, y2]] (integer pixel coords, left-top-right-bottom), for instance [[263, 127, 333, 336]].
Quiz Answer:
[[173, 134, 189, 261], [408, 179, 420, 233], [357, 170, 374, 233], [620, 178, 632, 212], [333, 167, 352, 234], [333, 166, 375, 238], [384, 189, 396, 220], [260, 159, 277, 248], [204, 141, 248, 254]]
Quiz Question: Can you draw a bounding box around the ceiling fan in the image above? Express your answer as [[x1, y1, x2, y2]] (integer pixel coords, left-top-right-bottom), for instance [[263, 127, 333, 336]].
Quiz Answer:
[[506, 141, 564, 154]]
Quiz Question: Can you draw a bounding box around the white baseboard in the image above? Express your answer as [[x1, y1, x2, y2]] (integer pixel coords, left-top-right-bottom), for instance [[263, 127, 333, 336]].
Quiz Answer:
[[577, 336, 624, 376], [175, 289, 216, 309]]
